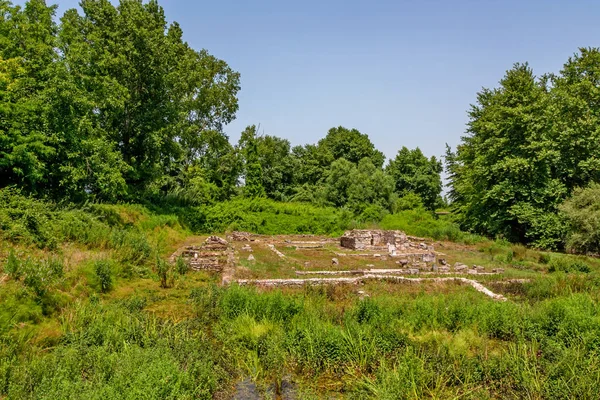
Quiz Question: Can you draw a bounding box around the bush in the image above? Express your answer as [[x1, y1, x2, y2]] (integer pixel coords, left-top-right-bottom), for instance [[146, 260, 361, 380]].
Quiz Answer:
[[94, 259, 114, 293], [155, 255, 172, 288], [380, 208, 482, 243], [560, 183, 600, 254], [186, 197, 351, 235], [0, 188, 57, 249], [175, 256, 188, 275], [548, 257, 591, 274], [4, 250, 21, 280]]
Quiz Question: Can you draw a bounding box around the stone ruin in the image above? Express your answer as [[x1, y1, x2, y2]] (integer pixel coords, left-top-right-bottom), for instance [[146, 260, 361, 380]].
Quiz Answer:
[[340, 229, 408, 250], [176, 236, 230, 272], [340, 229, 438, 269], [226, 231, 254, 242]]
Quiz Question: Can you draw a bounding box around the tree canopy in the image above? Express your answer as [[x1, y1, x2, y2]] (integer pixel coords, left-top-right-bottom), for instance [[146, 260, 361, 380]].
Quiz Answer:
[[447, 49, 600, 249], [1, 0, 240, 201]]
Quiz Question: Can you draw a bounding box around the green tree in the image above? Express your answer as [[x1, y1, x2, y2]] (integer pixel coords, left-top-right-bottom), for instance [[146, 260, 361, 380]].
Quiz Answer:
[[321, 157, 395, 216], [0, 0, 58, 194], [256, 135, 296, 201], [322, 158, 356, 208], [348, 158, 395, 214], [386, 147, 442, 211], [239, 125, 265, 198], [317, 126, 385, 168], [1, 0, 241, 202], [446, 63, 564, 248], [546, 48, 600, 189], [290, 126, 385, 190], [56, 0, 240, 196]]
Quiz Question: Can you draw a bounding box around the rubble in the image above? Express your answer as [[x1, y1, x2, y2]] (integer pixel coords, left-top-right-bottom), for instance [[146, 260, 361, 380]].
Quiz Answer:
[[241, 244, 253, 252], [267, 244, 286, 258], [454, 263, 468, 272], [173, 236, 231, 272], [340, 230, 438, 267], [227, 231, 253, 242], [422, 253, 436, 263]]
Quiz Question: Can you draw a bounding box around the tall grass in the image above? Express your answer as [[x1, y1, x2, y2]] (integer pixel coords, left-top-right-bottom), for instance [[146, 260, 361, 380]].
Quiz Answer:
[[4, 281, 600, 397]]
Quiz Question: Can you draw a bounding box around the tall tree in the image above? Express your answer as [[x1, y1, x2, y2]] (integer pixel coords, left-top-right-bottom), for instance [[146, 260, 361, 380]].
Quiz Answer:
[[1, 0, 241, 202], [239, 125, 265, 198], [0, 0, 58, 194], [447, 63, 564, 247], [386, 147, 442, 211], [256, 135, 295, 201], [547, 47, 600, 189], [317, 126, 385, 168]]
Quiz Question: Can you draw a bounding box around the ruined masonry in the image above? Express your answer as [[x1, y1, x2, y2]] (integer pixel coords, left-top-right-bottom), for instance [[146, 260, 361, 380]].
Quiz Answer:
[[340, 229, 437, 267], [175, 236, 230, 272], [340, 229, 408, 250]]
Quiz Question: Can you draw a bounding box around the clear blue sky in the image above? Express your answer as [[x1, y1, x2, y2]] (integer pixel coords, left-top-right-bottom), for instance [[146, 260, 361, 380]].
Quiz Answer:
[[16, 0, 600, 163]]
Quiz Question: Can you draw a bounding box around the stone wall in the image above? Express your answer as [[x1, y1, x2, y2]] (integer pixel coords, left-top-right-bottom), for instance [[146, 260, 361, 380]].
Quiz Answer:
[[340, 229, 408, 250], [172, 236, 231, 272]]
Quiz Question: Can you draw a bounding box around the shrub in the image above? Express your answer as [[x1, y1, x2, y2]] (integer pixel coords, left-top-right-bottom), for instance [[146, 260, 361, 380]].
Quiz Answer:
[[539, 253, 551, 264], [380, 208, 482, 243], [155, 255, 172, 288], [4, 250, 21, 280], [548, 257, 591, 273], [560, 183, 600, 255], [94, 259, 114, 293], [175, 256, 188, 275], [185, 197, 350, 235]]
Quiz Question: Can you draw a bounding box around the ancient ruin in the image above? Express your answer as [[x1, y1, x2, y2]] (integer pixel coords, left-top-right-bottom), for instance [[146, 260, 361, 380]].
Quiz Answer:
[[167, 230, 505, 301], [174, 236, 230, 272], [339, 229, 438, 268], [227, 231, 253, 242], [340, 229, 408, 250]]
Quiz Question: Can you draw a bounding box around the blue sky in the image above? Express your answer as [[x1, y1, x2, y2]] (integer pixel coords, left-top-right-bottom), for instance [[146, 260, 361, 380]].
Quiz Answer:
[[15, 0, 600, 164]]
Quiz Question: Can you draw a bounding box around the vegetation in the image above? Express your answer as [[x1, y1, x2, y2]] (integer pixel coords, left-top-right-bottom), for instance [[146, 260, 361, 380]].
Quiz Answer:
[[446, 50, 600, 250], [2, 0, 600, 398], [560, 183, 600, 255]]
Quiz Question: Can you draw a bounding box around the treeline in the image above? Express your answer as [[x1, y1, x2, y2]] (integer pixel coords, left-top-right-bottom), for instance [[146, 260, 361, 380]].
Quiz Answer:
[[447, 50, 600, 252], [3, 1, 600, 253], [0, 0, 444, 219]]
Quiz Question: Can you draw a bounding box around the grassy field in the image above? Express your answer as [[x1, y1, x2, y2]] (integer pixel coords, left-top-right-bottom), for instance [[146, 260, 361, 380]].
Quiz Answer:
[[2, 198, 600, 399]]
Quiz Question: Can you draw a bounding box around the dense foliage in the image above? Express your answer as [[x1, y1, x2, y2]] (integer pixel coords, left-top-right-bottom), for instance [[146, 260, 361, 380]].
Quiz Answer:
[[1, 0, 240, 201], [1, 0, 443, 215], [560, 183, 600, 255], [447, 49, 600, 249]]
